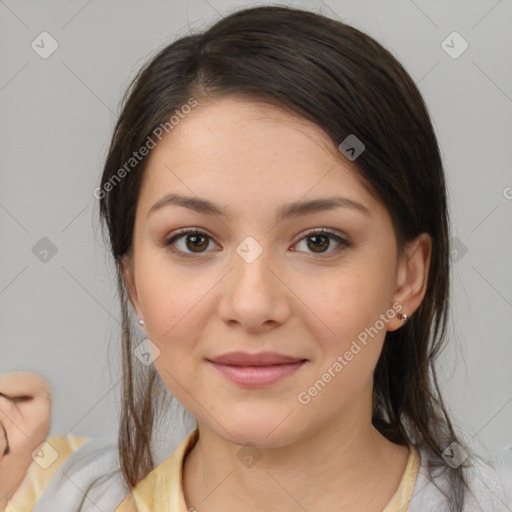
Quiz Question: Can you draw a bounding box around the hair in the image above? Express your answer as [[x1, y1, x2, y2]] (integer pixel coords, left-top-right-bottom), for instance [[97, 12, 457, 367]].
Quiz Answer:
[[98, 5, 472, 510]]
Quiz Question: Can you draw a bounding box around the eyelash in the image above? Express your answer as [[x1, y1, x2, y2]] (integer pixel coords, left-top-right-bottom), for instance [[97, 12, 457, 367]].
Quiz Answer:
[[163, 227, 351, 258]]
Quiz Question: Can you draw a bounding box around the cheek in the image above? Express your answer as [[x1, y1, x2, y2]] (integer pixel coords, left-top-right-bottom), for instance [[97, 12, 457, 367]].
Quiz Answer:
[[137, 264, 208, 399], [293, 256, 396, 394], [133, 252, 222, 396], [135, 250, 205, 336], [294, 277, 390, 415], [301, 262, 395, 342]]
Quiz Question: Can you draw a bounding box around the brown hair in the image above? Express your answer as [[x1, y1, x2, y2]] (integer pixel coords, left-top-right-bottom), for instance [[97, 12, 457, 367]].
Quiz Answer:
[[98, 5, 470, 510]]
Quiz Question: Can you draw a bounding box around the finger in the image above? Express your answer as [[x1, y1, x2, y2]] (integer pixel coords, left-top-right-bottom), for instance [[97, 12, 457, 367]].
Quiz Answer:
[[0, 403, 28, 454]]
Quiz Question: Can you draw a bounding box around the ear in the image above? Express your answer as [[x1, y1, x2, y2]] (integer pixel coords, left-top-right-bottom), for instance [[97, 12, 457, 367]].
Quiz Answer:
[[387, 233, 432, 332], [120, 254, 143, 320]]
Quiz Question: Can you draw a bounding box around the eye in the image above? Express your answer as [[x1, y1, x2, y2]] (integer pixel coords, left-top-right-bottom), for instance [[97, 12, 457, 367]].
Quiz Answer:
[[163, 228, 218, 257], [292, 228, 351, 256]]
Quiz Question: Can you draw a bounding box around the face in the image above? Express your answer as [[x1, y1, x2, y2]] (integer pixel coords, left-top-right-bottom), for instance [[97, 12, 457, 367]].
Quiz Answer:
[[123, 95, 430, 448]]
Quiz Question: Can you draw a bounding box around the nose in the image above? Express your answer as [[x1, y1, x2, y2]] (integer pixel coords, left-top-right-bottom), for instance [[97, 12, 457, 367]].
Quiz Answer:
[[217, 240, 292, 333]]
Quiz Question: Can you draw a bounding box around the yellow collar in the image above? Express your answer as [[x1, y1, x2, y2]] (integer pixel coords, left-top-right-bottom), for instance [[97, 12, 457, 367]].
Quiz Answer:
[[116, 430, 420, 512], [116, 428, 199, 512]]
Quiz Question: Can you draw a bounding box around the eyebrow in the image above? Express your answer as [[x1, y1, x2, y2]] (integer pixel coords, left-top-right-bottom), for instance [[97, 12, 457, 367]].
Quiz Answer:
[[147, 193, 370, 221]]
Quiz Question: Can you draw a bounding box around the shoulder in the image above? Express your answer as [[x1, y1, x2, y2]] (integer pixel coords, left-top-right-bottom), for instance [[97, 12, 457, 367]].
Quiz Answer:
[[7, 434, 129, 512], [7, 427, 199, 512], [30, 434, 129, 512], [116, 428, 199, 512], [407, 446, 512, 512], [6, 435, 90, 511]]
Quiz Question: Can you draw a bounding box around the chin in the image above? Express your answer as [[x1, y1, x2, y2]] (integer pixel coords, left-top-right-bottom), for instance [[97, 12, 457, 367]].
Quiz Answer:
[[211, 408, 304, 449]]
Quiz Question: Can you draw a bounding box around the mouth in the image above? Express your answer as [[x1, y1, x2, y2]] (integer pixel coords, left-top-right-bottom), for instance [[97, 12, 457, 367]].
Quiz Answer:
[[206, 351, 307, 387]]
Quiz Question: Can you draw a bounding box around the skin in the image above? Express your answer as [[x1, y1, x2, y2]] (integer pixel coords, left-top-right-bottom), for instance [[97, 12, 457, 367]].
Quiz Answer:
[[0, 371, 52, 510], [123, 95, 432, 511]]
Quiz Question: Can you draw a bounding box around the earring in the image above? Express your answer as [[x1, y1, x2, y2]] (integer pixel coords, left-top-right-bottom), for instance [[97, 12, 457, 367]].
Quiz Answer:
[[397, 313, 408, 324], [138, 319, 145, 326]]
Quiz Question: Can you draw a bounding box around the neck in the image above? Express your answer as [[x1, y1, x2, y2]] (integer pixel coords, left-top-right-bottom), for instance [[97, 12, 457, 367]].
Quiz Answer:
[[182, 388, 410, 512]]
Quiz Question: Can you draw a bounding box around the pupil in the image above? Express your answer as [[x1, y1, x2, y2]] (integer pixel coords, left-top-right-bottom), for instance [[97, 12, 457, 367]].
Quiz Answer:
[[187, 234, 207, 252], [309, 235, 328, 252]]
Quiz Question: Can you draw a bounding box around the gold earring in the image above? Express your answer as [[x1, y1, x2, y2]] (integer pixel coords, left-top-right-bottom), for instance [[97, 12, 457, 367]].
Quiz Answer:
[[397, 313, 408, 324]]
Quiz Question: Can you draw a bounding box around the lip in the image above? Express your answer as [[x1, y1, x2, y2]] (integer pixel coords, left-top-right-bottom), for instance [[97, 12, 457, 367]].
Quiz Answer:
[[206, 351, 307, 387], [208, 351, 305, 366]]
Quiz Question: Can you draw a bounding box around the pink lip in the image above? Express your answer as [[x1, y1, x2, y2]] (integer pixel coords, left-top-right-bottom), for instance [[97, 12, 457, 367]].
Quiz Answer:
[[208, 351, 305, 366], [207, 352, 307, 387]]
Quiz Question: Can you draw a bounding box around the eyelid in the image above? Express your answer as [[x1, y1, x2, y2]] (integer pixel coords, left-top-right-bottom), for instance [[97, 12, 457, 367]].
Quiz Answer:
[[295, 226, 348, 242]]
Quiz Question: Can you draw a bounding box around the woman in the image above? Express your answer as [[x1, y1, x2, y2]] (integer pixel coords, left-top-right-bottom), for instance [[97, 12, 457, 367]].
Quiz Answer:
[[2, 5, 510, 511]]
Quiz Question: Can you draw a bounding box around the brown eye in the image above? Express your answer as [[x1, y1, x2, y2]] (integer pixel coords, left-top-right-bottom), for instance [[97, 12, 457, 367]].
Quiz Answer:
[[184, 233, 209, 252], [294, 229, 351, 255], [306, 234, 330, 253], [164, 228, 217, 256]]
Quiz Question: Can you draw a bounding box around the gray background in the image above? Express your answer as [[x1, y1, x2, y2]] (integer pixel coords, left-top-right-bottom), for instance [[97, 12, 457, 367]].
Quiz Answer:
[[1, 0, 511, 459]]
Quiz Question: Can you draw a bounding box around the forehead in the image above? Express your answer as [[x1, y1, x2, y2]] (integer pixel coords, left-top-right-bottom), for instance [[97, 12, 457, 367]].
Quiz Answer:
[[136, 95, 379, 219], [170, 95, 344, 160]]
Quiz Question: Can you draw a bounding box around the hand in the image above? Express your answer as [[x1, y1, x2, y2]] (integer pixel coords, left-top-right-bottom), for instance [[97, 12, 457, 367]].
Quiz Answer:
[[0, 372, 52, 510]]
